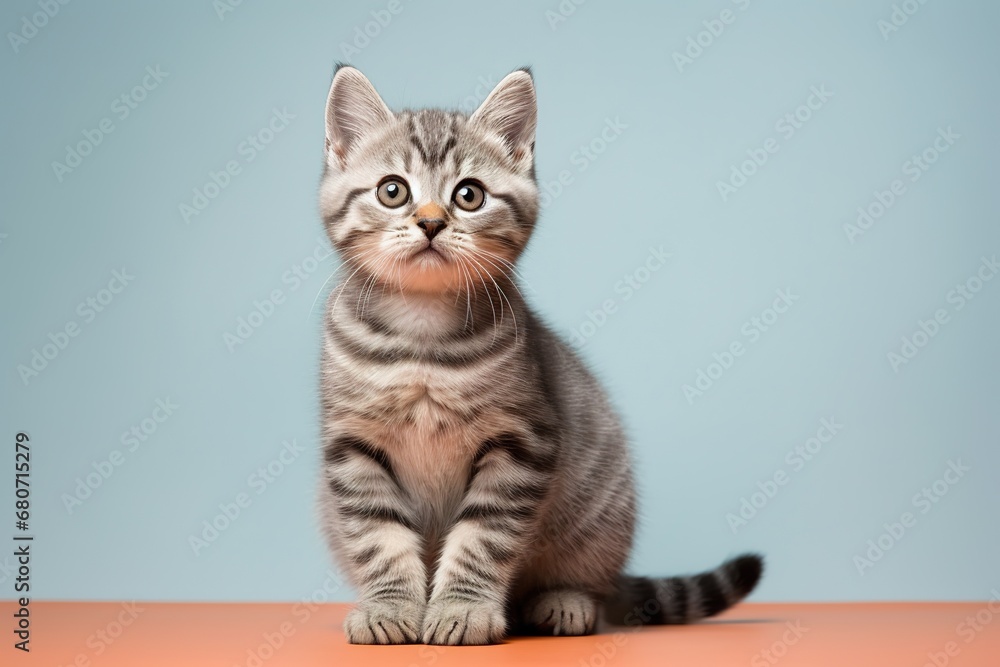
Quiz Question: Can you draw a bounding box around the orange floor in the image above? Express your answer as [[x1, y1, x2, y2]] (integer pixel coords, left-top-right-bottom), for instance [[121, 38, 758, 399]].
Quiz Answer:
[[12, 601, 1000, 666]]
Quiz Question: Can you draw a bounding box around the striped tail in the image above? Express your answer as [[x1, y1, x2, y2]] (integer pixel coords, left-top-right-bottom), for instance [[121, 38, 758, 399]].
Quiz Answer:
[[604, 554, 764, 626]]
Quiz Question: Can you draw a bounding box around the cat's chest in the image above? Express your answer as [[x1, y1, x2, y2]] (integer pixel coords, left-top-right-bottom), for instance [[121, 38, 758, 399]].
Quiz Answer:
[[339, 353, 501, 426], [385, 420, 480, 524], [344, 362, 479, 484]]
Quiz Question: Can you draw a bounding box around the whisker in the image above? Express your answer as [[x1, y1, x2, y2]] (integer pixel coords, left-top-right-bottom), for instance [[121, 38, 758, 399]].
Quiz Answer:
[[475, 248, 534, 293], [307, 271, 338, 323], [307, 249, 368, 323], [330, 250, 373, 320], [460, 261, 473, 331], [467, 252, 518, 344], [359, 253, 393, 320], [464, 256, 498, 342], [470, 250, 528, 304]]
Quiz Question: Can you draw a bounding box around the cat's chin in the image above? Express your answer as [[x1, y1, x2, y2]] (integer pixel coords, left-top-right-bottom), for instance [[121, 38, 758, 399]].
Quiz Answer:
[[392, 260, 463, 296]]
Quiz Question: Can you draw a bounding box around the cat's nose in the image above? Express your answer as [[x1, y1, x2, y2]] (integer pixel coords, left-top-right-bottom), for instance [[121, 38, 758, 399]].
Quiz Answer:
[[417, 218, 446, 240], [413, 202, 448, 241]]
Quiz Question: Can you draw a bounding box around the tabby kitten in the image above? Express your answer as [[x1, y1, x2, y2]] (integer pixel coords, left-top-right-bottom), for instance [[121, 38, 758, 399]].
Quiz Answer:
[[317, 65, 763, 645]]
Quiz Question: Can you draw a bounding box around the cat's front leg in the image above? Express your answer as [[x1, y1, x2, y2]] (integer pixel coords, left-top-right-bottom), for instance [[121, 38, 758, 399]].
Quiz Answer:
[[422, 432, 556, 645], [325, 434, 426, 644]]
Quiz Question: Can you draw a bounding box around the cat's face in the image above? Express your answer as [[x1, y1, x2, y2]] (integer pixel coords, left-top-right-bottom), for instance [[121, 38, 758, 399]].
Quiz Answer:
[[319, 67, 539, 294]]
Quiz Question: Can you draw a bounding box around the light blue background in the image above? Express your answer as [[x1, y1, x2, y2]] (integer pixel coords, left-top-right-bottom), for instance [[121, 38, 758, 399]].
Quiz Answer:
[[1, 0, 998, 603]]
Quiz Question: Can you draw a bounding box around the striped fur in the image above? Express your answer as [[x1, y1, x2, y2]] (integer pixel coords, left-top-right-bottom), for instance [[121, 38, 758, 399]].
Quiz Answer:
[[316, 66, 763, 646]]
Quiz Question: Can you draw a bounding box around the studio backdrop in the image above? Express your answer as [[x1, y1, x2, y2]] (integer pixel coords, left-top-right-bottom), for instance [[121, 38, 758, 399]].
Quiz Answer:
[[2, 0, 998, 605]]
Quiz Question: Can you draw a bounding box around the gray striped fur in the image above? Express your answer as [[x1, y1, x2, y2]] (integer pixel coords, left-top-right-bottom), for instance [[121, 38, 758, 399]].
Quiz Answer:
[[316, 66, 763, 645]]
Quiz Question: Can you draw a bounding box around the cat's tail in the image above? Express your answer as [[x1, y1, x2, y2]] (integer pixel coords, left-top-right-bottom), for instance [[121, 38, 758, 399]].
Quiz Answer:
[[604, 553, 764, 626]]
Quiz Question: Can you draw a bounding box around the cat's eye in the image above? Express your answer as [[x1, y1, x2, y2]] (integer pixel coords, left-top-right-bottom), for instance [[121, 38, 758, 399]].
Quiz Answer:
[[453, 181, 486, 212], [376, 177, 410, 208]]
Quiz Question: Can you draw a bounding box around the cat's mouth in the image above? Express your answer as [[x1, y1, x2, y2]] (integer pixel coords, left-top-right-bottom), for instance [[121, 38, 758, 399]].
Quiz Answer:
[[394, 244, 461, 293], [411, 244, 448, 262]]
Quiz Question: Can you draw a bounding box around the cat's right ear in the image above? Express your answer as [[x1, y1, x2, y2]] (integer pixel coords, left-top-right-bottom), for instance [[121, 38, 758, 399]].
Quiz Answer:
[[325, 65, 392, 168]]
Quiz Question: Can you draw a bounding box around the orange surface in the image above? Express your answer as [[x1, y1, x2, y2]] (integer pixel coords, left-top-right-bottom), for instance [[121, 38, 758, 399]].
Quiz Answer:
[[8, 601, 1000, 666]]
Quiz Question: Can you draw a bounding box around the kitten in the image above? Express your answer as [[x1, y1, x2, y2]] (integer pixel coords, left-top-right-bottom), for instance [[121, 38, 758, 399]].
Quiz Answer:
[[317, 65, 763, 645]]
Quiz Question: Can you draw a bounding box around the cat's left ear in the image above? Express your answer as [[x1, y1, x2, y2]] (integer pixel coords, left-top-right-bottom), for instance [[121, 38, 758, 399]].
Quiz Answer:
[[470, 68, 536, 167], [325, 65, 393, 167]]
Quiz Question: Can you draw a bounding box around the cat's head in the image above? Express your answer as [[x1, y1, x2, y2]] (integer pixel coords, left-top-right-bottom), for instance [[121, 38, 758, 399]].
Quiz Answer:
[[319, 66, 538, 294]]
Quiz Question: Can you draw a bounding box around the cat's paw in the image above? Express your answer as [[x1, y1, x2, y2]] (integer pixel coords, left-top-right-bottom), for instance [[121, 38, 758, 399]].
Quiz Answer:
[[523, 589, 597, 636], [343, 601, 423, 644], [421, 599, 506, 645]]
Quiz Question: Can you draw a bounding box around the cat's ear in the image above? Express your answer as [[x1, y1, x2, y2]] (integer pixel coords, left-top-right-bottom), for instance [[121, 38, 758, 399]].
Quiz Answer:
[[325, 65, 393, 166], [470, 68, 537, 165]]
